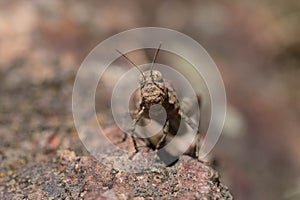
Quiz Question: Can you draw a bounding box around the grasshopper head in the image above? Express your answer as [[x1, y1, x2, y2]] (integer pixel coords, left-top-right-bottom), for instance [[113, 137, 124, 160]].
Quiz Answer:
[[139, 70, 166, 107]]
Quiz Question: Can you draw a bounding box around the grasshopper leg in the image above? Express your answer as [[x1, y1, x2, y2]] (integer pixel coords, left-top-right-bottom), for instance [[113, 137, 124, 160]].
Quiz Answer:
[[117, 110, 139, 143], [155, 120, 169, 150], [179, 110, 201, 161], [127, 107, 145, 159]]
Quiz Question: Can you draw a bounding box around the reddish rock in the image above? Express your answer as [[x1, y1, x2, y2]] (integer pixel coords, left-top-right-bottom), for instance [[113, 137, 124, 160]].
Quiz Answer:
[[0, 149, 232, 199]]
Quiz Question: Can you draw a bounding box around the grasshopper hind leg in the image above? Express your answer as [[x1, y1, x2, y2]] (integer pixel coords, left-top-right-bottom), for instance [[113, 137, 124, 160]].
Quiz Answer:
[[155, 120, 169, 150], [178, 110, 202, 161]]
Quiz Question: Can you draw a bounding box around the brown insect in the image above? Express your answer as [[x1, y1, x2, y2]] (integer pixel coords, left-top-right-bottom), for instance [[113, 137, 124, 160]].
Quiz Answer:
[[116, 44, 202, 163]]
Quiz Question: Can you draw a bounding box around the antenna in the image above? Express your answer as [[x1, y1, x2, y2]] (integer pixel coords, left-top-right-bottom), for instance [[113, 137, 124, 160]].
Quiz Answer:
[[150, 43, 162, 81], [115, 49, 146, 81]]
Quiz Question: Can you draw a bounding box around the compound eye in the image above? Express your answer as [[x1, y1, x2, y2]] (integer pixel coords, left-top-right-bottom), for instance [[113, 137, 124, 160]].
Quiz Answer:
[[155, 75, 162, 82], [139, 73, 146, 83], [152, 71, 163, 82]]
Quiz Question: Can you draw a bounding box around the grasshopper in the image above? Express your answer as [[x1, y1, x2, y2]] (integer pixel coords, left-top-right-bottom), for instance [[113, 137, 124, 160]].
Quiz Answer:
[[116, 44, 202, 162]]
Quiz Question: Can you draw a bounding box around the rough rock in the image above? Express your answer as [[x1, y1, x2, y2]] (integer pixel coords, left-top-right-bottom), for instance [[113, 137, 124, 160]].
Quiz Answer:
[[0, 149, 232, 200], [0, 124, 232, 199]]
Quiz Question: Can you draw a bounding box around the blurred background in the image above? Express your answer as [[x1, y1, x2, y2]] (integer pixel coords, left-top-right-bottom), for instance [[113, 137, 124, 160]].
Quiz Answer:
[[0, 0, 299, 199]]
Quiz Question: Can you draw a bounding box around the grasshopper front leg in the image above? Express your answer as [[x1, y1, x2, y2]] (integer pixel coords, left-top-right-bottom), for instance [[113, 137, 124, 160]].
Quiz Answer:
[[127, 106, 145, 158]]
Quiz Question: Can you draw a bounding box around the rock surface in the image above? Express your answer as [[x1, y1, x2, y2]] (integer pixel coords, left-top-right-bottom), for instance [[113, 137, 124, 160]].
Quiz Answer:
[[0, 124, 232, 199], [0, 149, 232, 200]]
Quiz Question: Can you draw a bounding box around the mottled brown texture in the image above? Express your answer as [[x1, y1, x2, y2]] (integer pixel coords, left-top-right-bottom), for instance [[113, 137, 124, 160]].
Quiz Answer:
[[0, 149, 232, 200], [0, 124, 232, 199], [124, 67, 202, 163]]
